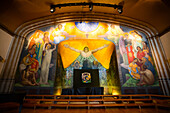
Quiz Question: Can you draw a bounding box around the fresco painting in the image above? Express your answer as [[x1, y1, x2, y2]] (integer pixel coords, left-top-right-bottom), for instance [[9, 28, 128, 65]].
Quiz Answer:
[[15, 22, 159, 93]]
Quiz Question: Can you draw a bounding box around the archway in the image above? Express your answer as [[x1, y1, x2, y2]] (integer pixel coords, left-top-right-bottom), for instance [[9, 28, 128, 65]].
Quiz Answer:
[[12, 21, 161, 95]]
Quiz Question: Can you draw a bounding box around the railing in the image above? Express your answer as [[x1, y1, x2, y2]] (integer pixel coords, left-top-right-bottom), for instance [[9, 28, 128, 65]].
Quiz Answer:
[[23, 94, 170, 109]]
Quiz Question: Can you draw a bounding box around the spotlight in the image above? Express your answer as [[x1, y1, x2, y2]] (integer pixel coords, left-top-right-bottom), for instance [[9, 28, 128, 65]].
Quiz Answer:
[[89, 3, 93, 11], [50, 6, 55, 13], [117, 6, 123, 14]]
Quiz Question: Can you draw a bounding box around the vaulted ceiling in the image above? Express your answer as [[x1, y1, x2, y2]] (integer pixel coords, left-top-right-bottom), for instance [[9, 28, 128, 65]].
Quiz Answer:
[[0, 0, 170, 36]]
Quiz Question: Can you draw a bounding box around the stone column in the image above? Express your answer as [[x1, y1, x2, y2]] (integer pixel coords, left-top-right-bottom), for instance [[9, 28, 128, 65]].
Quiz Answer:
[[0, 35, 25, 93], [148, 36, 170, 96]]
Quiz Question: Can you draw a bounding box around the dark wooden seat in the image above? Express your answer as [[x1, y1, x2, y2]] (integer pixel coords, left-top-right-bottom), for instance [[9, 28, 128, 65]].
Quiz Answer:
[[23, 94, 170, 109]]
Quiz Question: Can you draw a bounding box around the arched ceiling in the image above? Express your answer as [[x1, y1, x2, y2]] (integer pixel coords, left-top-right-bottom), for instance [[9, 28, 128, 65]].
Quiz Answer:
[[0, 0, 170, 36]]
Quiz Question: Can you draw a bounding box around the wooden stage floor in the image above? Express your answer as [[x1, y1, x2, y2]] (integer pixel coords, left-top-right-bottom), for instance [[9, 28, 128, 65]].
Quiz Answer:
[[1, 108, 169, 113]]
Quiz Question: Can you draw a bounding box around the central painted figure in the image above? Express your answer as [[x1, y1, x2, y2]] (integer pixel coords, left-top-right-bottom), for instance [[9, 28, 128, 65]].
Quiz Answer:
[[64, 44, 109, 69], [58, 39, 114, 69]]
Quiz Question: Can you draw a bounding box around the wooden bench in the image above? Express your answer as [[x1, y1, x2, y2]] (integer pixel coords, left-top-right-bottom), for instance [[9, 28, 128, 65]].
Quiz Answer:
[[23, 94, 170, 109]]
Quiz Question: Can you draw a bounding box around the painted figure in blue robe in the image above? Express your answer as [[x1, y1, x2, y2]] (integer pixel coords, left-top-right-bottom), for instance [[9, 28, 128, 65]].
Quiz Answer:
[[141, 57, 155, 76]]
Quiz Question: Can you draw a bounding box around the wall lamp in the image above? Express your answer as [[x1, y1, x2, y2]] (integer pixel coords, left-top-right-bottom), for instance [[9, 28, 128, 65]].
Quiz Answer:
[[50, 2, 123, 14]]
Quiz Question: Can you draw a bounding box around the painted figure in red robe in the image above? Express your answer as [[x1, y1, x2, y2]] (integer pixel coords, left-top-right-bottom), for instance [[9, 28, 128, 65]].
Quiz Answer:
[[29, 53, 39, 74], [126, 43, 135, 64], [137, 46, 145, 60]]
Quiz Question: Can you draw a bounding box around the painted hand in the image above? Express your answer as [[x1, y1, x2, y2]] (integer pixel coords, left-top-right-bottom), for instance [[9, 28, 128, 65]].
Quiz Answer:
[[104, 44, 109, 47], [64, 44, 69, 48]]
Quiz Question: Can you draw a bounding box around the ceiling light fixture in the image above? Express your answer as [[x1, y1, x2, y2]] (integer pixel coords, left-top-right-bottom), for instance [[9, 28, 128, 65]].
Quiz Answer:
[[89, 3, 93, 11], [117, 6, 123, 14], [50, 2, 123, 14], [50, 6, 55, 13]]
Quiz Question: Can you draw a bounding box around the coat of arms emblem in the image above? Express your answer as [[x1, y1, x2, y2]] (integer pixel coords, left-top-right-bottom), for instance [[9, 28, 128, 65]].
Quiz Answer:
[[82, 72, 91, 83]]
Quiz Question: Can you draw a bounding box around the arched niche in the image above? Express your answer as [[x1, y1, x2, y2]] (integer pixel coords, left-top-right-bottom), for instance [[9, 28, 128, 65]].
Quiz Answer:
[[1, 12, 169, 95]]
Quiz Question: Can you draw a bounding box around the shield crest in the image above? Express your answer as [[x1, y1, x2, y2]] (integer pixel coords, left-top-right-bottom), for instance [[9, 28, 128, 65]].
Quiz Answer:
[[82, 72, 91, 83]]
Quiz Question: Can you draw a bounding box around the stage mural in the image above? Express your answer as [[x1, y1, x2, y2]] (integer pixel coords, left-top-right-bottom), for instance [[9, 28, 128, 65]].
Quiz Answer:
[[15, 22, 160, 94]]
